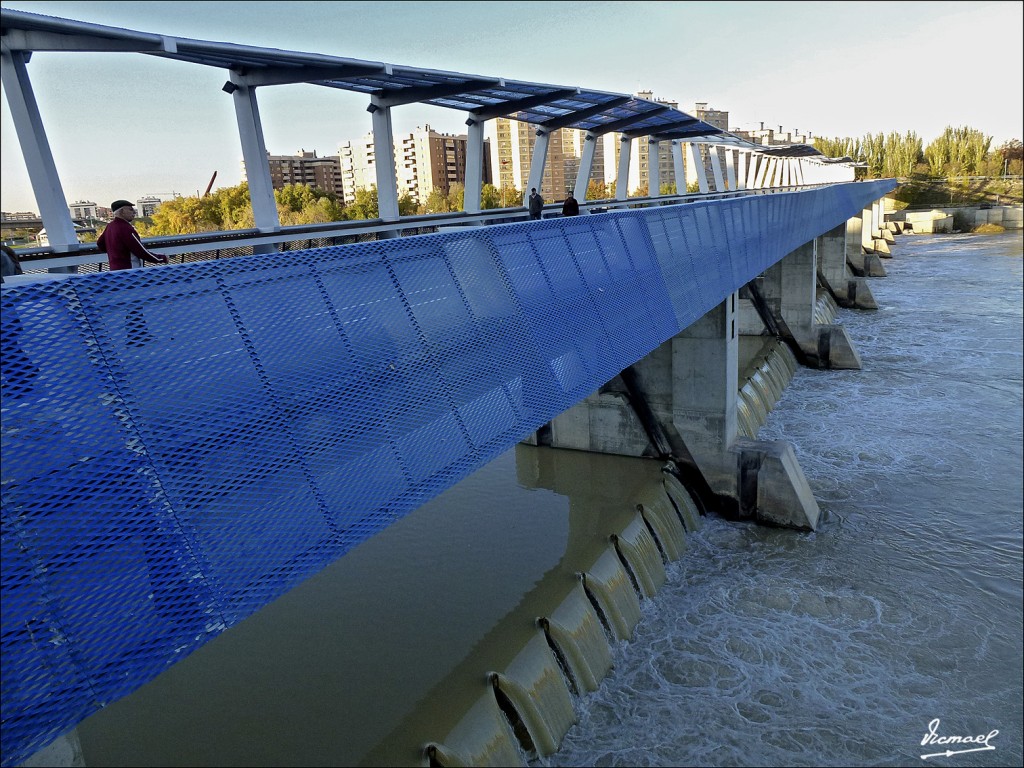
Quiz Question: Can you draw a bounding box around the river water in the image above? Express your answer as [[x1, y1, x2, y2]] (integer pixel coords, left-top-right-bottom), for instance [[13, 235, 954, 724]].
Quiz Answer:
[[75, 231, 1022, 768]]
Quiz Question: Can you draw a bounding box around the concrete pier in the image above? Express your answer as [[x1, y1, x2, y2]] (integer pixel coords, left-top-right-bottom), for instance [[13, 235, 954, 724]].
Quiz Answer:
[[817, 223, 878, 310], [759, 241, 862, 370], [537, 295, 820, 531], [845, 212, 887, 277]]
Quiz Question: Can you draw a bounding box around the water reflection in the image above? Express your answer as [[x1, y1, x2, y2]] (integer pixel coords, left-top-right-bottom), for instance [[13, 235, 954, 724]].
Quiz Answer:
[[77, 445, 685, 767]]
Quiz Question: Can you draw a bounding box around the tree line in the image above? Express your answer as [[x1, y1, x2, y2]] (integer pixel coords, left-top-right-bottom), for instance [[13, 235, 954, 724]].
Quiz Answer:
[[813, 126, 1023, 179]]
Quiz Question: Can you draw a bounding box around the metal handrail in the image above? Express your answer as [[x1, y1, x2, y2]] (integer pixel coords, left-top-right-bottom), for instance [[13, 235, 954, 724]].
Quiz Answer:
[[11, 183, 826, 275]]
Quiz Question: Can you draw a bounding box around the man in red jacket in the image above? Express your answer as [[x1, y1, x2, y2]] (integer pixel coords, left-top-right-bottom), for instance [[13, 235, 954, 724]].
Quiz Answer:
[[96, 199, 169, 270], [97, 199, 170, 345]]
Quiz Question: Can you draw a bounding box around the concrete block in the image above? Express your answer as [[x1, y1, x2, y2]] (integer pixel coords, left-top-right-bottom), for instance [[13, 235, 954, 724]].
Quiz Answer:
[[822, 325, 862, 369], [549, 399, 596, 451], [20, 731, 85, 767], [732, 438, 820, 530], [847, 278, 878, 310], [864, 253, 887, 277], [872, 238, 892, 256]]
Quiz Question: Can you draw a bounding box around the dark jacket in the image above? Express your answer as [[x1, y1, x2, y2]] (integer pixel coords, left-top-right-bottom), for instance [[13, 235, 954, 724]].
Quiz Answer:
[[562, 195, 580, 217], [528, 192, 544, 217]]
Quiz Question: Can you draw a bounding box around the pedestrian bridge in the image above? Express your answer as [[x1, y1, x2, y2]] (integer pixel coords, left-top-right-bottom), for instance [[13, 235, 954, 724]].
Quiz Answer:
[[1, 8, 896, 766]]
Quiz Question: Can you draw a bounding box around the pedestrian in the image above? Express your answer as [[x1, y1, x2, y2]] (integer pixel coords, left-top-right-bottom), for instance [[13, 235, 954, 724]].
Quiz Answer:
[[561, 191, 580, 217], [97, 200, 169, 345], [96, 200, 170, 270], [1, 243, 24, 282], [528, 187, 544, 220]]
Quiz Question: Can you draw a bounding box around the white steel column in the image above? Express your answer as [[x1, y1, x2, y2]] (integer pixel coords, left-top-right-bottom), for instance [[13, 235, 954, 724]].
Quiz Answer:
[[574, 132, 597, 201], [615, 135, 632, 200], [1, 50, 79, 252], [709, 146, 725, 192], [648, 138, 661, 197], [795, 159, 805, 186], [689, 142, 709, 194], [526, 128, 551, 199], [369, 97, 400, 222], [228, 76, 280, 234], [736, 151, 747, 190], [748, 153, 762, 188], [463, 118, 485, 214], [725, 148, 737, 191], [672, 140, 687, 194]]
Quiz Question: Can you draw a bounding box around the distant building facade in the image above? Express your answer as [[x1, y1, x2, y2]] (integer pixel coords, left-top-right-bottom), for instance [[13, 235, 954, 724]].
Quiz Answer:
[[136, 196, 162, 218], [245, 150, 345, 200], [342, 126, 491, 205], [69, 200, 99, 221]]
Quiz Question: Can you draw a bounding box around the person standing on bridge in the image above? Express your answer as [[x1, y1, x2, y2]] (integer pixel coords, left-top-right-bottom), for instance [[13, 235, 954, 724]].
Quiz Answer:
[[96, 200, 170, 270], [528, 187, 544, 220], [561, 191, 580, 217], [97, 200, 169, 346]]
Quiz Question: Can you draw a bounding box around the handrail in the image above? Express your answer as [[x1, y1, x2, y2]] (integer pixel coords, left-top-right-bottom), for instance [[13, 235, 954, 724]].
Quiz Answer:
[[11, 184, 827, 274]]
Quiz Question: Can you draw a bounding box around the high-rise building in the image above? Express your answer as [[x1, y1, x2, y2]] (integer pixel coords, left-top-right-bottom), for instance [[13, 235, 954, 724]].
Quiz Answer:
[[398, 125, 492, 203], [245, 150, 345, 199], [341, 126, 491, 206], [692, 102, 730, 185], [486, 118, 580, 201], [486, 91, 685, 201]]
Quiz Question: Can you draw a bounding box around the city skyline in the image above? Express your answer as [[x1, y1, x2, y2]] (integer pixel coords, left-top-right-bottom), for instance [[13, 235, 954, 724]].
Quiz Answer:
[[2, 0, 1022, 213]]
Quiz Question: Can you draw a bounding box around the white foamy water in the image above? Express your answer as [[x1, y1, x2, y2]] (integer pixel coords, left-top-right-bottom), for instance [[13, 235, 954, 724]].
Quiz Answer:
[[547, 232, 1023, 767]]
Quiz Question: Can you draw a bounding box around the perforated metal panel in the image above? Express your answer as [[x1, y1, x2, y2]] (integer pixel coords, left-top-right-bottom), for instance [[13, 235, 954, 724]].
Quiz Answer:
[[0, 180, 894, 765]]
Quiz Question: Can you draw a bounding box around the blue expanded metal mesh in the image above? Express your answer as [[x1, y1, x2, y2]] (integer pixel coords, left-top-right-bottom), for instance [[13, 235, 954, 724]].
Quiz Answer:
[[0, 180, 894, 765]]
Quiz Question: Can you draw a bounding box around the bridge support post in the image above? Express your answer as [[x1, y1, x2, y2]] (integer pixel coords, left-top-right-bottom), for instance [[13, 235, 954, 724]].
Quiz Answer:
[[709, 147, 726, 192], [615, 136, 632, 201], [1, 49, 80, 253], [539, 296, 820, 530], [846, 214, 886, 277], [574, 133, 598, 202], [818, 223, 877, 309], [228, 76, 281, 248], [762, 240, 862, 369]]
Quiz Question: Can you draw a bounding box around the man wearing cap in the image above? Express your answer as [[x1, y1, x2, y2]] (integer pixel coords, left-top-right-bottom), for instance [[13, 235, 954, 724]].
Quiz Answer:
[[96, 200, 169, 270]]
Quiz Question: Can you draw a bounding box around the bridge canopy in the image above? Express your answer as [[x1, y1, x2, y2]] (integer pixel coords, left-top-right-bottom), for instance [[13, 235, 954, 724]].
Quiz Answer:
[[1, 7, 728, 140]]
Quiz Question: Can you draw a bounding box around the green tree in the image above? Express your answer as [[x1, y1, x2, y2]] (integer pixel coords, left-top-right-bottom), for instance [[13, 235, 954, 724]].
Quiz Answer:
[[924, 126, 992, 177], [499, 185, 523, 207], [422, 188, 451, 214], [446, 183, 465, 212], [345, 187, 379, 220], [585, 180, 609, 200], [398, 193, 418, 216], [480, 183, 503, 209], [660, 182, 677, 195]]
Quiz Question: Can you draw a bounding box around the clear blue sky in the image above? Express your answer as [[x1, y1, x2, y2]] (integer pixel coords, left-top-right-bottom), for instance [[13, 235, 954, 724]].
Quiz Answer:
[[2, 0, 1022, 212]]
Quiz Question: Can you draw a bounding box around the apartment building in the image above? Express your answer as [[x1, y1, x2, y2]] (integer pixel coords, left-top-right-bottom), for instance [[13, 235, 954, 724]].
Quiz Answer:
[[486, 118, 582, 201], [486, 90, 685, 201], [341, 126, 490, 205], [246, 150, 345, 199]]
